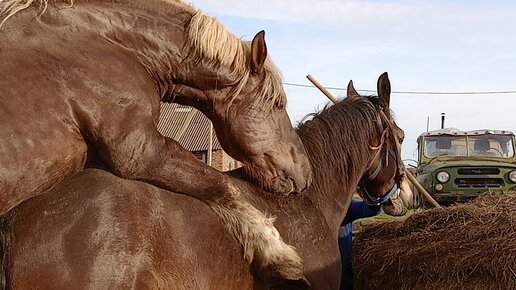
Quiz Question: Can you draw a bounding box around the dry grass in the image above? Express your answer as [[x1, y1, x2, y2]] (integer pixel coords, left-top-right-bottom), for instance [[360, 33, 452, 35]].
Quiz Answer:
[[352, 192, 516, 290]]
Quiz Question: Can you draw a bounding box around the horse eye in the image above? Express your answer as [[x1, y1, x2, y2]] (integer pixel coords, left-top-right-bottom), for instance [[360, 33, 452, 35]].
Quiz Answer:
[[399, 137, 404, 143]]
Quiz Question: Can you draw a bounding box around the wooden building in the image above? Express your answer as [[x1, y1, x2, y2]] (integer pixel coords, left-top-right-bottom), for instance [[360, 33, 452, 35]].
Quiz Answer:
[[157, 103, 240, 172]]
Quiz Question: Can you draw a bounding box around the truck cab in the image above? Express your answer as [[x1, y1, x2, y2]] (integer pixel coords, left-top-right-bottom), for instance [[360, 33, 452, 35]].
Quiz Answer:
[[414, 128, 516, 206]]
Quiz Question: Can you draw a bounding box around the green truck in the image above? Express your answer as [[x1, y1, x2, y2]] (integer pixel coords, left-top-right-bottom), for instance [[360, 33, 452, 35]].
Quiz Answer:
[[412, 128, 516, 207]]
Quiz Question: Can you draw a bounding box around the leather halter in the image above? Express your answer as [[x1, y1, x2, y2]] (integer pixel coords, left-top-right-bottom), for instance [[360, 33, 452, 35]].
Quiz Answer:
[[359, 109, 403, 206]]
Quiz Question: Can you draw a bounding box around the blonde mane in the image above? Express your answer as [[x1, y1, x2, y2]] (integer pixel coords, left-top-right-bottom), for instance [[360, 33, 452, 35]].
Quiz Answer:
[[186, 10, 285, 109], [0, 0, 286, 109]]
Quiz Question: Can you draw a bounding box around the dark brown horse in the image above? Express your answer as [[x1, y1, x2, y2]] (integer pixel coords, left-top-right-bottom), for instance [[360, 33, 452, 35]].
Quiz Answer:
[[2, 73, 410, 289], [0, 0, 312, 281]]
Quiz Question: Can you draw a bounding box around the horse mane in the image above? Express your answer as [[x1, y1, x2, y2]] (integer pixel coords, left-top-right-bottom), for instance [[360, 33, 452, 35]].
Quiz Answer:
[[296, 95, 380, 197], [186, 11, 285, 110], [0, 0, 286, 111]]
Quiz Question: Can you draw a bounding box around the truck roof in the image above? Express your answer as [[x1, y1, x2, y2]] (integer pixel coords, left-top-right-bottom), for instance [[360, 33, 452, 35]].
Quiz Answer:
[[418, 128, 514, 140]]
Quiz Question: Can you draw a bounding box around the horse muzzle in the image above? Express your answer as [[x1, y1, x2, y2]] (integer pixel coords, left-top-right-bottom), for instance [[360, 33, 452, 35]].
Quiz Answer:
[[267, 168, 312, 195], [382, 188, 410, 216], [244, 150, 313, 195]]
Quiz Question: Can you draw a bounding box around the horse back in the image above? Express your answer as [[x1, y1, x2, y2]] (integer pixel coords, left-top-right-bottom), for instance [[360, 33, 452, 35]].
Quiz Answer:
[[5, 169, 254, 290], [5, 169, 342, 289]]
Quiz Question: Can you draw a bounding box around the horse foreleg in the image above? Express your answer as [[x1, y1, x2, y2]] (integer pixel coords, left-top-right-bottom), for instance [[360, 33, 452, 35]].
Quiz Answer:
[[90, 125, 308, 286], [209, 198, 309, 287]]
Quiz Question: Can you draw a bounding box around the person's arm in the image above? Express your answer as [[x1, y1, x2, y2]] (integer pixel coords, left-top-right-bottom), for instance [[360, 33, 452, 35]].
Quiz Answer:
[[342, 200, 381, 225]]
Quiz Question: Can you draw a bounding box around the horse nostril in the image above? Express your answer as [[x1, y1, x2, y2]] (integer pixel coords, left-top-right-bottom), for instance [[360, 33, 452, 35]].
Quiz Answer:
[[307, 171, 313, 188], [290, 177, 310, 194], [299, 179, 309, 193], [301, 169, 313, 192], [288, 178, 302, 194]]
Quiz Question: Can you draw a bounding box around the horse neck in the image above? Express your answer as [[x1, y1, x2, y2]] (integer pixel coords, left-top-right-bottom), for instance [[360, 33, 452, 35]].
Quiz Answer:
[[104, 1, 243, 102], [61, 1, 206, 97], [296, 100, 377, 233]]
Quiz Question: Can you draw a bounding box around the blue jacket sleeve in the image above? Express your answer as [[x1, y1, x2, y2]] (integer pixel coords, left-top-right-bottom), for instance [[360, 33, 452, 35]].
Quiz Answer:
[[342, 200, 381, 225]]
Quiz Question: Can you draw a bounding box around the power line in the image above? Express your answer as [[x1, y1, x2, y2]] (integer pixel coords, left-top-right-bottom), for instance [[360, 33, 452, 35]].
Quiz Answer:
[[283, 82, 516, 95]]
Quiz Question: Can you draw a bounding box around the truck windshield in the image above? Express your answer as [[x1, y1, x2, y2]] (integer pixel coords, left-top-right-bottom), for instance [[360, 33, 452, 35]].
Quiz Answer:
[[424, 135, 515, 158]]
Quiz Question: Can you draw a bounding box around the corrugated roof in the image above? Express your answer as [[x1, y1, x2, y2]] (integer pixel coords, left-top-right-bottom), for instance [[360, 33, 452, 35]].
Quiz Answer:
[[157, 103, 222, 151]]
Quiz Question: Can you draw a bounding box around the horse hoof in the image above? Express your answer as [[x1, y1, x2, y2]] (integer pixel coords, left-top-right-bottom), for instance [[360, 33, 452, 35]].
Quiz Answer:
[[268, 277, 311, 290], [255, 259, 311, 290]]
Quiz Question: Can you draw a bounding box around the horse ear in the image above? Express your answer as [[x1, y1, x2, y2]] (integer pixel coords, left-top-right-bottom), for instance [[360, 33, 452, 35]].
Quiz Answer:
[[347, 80, 359, 97], [377, 72, 391, 109], [250, 30, 267, 74]]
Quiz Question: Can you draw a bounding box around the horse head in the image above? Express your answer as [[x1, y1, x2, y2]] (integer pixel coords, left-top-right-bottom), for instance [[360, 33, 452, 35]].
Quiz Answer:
[[350, 73, 413, 216], [174, 24, 312, 195]]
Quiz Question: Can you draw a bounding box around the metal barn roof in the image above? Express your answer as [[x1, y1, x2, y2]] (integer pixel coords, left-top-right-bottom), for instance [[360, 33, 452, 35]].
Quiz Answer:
[[157, 103, 222, 151]]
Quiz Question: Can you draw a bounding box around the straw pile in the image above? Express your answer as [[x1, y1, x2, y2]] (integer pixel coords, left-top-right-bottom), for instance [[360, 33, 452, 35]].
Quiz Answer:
[[352, 192, 516, 290]]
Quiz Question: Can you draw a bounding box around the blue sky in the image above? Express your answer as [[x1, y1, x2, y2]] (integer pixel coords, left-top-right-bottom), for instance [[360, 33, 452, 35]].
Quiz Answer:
[[189, 0, 516, 164]]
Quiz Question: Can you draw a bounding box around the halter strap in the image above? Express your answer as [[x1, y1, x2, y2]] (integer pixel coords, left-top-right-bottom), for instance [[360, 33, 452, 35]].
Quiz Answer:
[[359, 108, 402, 206], [361, 181, 399, 206], [366, 113, 389, 174], [367, 149, 397, 181]]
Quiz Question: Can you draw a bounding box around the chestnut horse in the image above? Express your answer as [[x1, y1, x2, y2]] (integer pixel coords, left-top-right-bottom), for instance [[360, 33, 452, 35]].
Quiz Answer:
[[2, 74, 410, 289], [0, 0, 312, 282]]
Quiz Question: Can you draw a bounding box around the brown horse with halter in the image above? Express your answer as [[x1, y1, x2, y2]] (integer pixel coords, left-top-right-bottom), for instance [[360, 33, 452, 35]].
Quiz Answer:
[[0, 0, 313, 283], [2, 73, 411, 289]]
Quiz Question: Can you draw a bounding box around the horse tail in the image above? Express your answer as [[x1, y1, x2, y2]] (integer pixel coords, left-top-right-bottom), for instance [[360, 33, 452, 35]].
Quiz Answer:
[[0, 213, 12, 290]]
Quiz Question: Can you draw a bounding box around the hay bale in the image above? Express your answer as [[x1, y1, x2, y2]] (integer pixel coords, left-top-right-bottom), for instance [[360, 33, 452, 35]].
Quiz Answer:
[[352, 192, 516, 290]]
